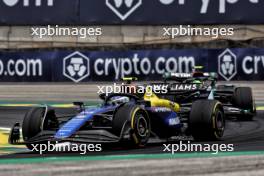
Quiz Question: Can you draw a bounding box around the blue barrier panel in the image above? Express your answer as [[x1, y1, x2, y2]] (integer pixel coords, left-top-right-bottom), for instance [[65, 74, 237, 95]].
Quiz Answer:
[[0, 0, 78, 25], [0, 0, 264, 25], [80, 0, 264, 25], [0, 48, 263, 82], [0, 51, 53, 81]]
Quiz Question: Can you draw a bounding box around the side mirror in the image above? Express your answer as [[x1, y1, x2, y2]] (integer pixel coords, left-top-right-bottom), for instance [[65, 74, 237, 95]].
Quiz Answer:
[[99, 93, 106, 100], [8, 122, 20, 144], [73, 102, 85, 112], [73, 102, 84, 107]]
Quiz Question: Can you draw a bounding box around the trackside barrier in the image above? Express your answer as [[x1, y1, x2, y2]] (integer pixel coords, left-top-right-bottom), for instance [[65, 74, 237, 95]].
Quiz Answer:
[[1, 0, 264, 25], [0, 48, 263, 82]]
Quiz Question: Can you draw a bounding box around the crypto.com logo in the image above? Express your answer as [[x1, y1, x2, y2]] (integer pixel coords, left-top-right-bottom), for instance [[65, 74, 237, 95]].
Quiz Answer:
[[1, 0, 54, 6], [218, 49, 237, 81], [63, 52, 90, 83], [106, 0, 142, 20]]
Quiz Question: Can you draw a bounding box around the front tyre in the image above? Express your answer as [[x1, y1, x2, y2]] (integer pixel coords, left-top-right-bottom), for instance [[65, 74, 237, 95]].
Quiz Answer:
[[113, 104, 151, 147], [22, 107, 46, 150], [22, 107, 57, 151], [189, 100, 225, 141], [233, 87, 255, 120]]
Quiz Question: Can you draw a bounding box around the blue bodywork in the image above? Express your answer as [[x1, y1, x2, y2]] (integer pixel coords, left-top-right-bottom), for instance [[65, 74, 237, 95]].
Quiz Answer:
[[54, 105, 117, 139], [54, 103, 182, 140], [146, 107, 183, 129]]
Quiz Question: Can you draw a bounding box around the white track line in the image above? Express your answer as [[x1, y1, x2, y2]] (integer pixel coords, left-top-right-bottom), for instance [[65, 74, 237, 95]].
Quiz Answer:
[[0, 127, 10, 131]]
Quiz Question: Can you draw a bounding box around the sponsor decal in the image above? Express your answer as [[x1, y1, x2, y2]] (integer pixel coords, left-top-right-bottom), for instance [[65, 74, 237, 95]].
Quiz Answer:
[[76, 114, 87, 119], [106, 0, 142, 20], [159, 0, 184, 5], [170, 84, 198, 91], [63, 51, 90, 83], [151, 107, 172, 112], [218, 49, 237, 81], [168, 118, 180, 126], [0, 59, 42, 77], [105, 0, 260, 20], [171, 73, 192, 78], [242, 55, 264, 75], [1, 0, 54, 6], [93, 54, 194, 80], [158, 0, 259, 13]]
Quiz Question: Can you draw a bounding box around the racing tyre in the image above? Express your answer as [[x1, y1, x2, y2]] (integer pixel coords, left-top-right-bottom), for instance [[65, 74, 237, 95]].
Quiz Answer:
[[22, 107, 56, 151], [113, 104, 151, 147], [233, 87, 255, 120], [189, 100, 225, 141]]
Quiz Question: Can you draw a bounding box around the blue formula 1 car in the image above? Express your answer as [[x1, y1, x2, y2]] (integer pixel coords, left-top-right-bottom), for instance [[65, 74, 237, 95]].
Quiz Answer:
[[9, 91, 225, 150]]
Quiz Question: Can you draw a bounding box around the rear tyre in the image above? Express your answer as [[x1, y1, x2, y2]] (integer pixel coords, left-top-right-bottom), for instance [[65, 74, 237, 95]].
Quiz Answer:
[[113, 104, 150, 147], [233, 87, 255, 120], [189, 100, 225, 141]]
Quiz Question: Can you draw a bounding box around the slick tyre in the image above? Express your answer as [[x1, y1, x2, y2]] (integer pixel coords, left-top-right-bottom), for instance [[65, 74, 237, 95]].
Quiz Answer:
[[233, 87, 255, 120], [189, 100, 225, 141], [113, 104, 150, 147], [22, 107, 47, 151]]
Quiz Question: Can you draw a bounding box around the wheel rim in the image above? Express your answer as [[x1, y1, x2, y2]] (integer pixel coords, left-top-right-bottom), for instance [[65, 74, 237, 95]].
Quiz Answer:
[[136, 114, 148, 137], [215, 110, 224, 136]]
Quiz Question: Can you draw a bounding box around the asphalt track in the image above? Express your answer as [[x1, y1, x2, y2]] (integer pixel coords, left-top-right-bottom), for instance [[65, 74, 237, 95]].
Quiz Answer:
[[0, 107, 263, 175]]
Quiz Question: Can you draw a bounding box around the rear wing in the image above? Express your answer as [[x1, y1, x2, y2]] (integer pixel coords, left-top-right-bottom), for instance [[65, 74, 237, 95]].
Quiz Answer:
[[163, 72, 218, 82], [163, 73, 192, 82], [122, 77, 138, 84]]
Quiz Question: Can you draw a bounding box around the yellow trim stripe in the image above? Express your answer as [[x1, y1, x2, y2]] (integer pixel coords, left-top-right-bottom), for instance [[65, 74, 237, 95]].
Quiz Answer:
[[0, 129, 25, 150], [0, 129, 10, 146], [257, 106, 264, 111], [49, 104, 75, 108], [131, 107, 140, 129], [212, 102, 221, 129], [131, 107, 141, 144], [0, 132, 8, 145]]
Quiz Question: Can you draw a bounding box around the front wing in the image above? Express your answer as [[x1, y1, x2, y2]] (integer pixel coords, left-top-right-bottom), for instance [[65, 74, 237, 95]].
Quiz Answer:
[[9, 128, 122, 145]]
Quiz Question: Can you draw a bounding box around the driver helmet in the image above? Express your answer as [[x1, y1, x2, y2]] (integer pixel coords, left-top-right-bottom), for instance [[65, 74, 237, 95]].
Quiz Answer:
[[110, 96, 130, 105], [192, 80, 202, 84]]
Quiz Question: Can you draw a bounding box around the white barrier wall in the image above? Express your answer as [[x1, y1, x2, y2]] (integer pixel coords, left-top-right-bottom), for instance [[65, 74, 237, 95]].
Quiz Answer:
[[0, 83, 262, 103], [0, 25, 264, 49]]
